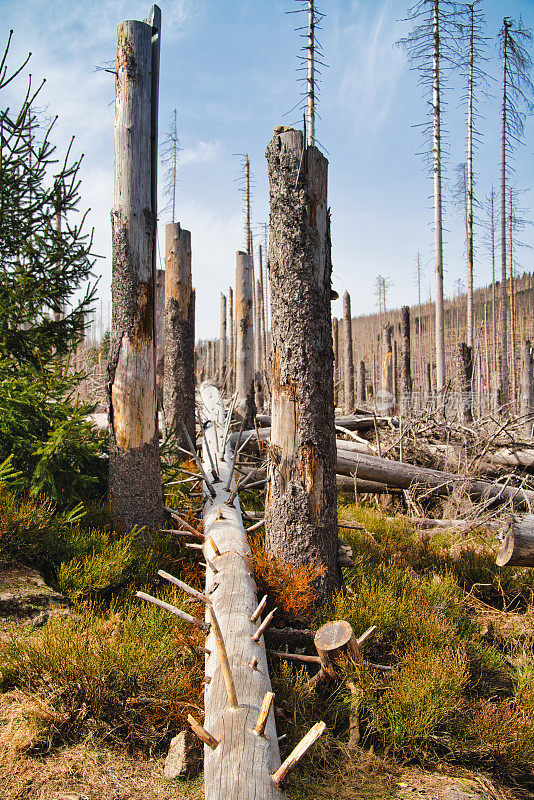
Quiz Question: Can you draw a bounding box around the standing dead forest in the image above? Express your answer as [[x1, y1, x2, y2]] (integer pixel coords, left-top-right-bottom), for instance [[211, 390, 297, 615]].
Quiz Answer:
[[3, 1, 534, 799]]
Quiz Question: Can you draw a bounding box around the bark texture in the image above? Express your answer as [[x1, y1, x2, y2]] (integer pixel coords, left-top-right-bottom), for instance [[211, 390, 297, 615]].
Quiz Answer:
[[108, 18, 163, 532], [401, 305, 412, 410], [219, 293, 227, 385], [163, 222, 195, 451], [454, 342, 473, 423], [235, 250, 255, 426], [343, 291, 355, 413], [265, 128, 340, 603], [155, 268, 165, 409]]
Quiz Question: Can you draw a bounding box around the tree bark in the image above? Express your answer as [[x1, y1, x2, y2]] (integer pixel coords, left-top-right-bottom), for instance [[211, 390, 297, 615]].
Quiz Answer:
[[521, 340, 533, 437], [343, 291, 355, 413], [235, 251, 255, 426], [454, 342, 473, 423], [108, 15, 163, 532], [401, 305, 412, 410], [358, 360, 366, 403], [155, 268, 165, 410], [265, 128, 340, 603], [228, 286, 234, 392], [219, 293, 227, 386], [332, 317, 339, 408], [163, 222, 195, 451]]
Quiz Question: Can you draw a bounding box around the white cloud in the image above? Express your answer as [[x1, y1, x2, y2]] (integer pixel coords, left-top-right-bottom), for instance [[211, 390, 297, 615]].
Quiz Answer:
[[333, 0, 406, 132], [180, 139, 222, 166]]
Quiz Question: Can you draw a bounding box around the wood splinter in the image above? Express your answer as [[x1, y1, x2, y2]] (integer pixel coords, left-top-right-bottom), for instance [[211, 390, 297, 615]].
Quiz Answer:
[[208, 606, 239, 709], [187, 714, 219, 750], [248, 657, 259, 670], [250, 594, 267, 622], [271, 721, 327, 786], [252, 608, 277, 642], [158, 570, 211, 604], [136, 591, 209, 632], [254, 691, 274, 736]]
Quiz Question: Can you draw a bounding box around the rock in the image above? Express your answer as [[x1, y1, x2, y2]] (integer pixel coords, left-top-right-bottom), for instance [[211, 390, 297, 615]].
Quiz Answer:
[[163, 730, 201, 779], [0, 566, 69, 628]]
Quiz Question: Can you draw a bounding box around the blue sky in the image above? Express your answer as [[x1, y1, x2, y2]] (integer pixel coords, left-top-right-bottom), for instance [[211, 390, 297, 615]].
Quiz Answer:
[[1, 0, 533, 338]]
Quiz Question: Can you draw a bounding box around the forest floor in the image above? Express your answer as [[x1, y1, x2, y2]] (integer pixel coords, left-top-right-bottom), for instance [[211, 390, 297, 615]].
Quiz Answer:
[[1, 477, 533, 799]]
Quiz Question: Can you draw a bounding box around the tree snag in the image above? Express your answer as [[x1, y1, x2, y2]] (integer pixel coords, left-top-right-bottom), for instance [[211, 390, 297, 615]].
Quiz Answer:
[[265, 128, 340, 604], [163, 222, 195, 451], [235, 250, 255, 427], [343, 290, 355, 413], [108, 11, 164, 531]]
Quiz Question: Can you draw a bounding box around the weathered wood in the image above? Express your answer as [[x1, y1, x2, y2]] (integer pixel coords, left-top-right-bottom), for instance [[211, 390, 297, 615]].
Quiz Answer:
[[401, 305, 412, 410], [343, 290, 355, 413], [188, 714, 219, 750], [155, 268, 165, 409], [136, 591, 209, 631], [199, 382, 283, 800], [380, 323, 394, 415], [336, 450, 534, 508], [254, 692, 275, 737], [496, 515, 534, 566], [108, 12, 164, 532], [521, 340, 533, 436], [228, 287, 234, 391], [265, 128, 340, 603], [358, 360, 366, 403], [332, 317, 340, 407], [454, 342, 473, 423], [271, 722, 326, 787], [314, 620, 361, 677], [219, 293, 227, 385], [235, 251, 255, 426], [163, 222, 195, 451]]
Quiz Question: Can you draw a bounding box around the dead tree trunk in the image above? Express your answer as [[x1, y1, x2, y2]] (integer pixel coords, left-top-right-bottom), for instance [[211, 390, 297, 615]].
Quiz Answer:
[[108, 11, 164, 531], [163, 222, 195, 451], [228, 287, 234, 392], [235, 250, 255, 427], [521, 340, 533, 437], [332, 317, 339, 408], [219, 293, 227, 386], [254, 278, 265, 411], [155, 268, 165, 410], [198, 382, 285, 799], [497, 515, 534, 566], [401, 305, 412, 411], [381, 323, 394, 414], [265, 128, 340, 603], [454, 342, 473, 423], [343, 291, 355, 413], [358, 360, 366, 402]]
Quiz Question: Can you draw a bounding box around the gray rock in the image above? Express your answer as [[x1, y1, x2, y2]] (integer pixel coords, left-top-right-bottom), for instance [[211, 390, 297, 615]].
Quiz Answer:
[[163, 730, 201, 779], [0, 566, 69, 626]]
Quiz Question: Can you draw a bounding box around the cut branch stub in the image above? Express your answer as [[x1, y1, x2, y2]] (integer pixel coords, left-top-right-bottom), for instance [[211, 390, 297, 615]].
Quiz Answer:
[[313, 620, 361, 677], [208, 605, 239, 709], [136, 591, 209, 631], [187, 714, 219, 750], [254, 691, 275, 737], [271, 721, 326, 787]]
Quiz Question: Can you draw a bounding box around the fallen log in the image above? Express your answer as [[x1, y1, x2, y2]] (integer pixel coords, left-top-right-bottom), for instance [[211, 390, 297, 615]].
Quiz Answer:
[[336, 451, 534, 509], [496, 515, 534, 566], [199, 382, 284, 799]]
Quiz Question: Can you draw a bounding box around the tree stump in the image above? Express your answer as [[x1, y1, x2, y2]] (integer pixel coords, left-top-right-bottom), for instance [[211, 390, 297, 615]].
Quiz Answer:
[[314, 620, 361, 677]]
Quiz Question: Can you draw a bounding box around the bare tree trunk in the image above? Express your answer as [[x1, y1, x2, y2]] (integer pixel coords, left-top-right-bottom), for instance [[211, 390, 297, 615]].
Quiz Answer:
[[265, 128, 340, 603], [521, 340, 533, 437], [155, 268, 165, 410], [108, 12, 163, 532], [455, 342, 473, 423], [500, 21, 510, 408], [358, 360, 366, 403], [235, 251, 255, 426], [381, 323, 394, 414], [228, 287, 234, 391], [433, 0, 446, 399], [219, 293, 227, 386], [401, 305, 412, 410], [509, 191, 517, 412], [163, 223, 195, 451], [466, 2, 475, 350], [254, 278, 264, 411], [343, 291, 355, 413], [332, 317, 339, 408]]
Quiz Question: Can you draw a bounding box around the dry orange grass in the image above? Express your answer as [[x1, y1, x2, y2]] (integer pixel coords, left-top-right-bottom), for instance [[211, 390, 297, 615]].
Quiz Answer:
[[249, 534, 326, 616]]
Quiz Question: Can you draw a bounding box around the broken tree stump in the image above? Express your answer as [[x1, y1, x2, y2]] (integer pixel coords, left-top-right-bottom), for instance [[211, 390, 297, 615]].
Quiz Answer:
[[265, 127, 340, 603], [108, 8, 164, 531], [496, 515, 534, 567], [163, 222, 195, 451]]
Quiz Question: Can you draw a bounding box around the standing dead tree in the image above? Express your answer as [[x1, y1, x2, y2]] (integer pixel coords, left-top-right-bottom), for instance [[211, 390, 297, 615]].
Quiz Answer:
[[399, 0, 460, 403], [343, 291, 355, 413], [163, 223, 195, 451], [219, 293, 227, 386], [401, 305, 412, 410], [108, 6, 164, 531], [265, 128, 340, 604], [228, 287, 234, 391], [498, 17, 533, 410], [235, 251, 255, 427]]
